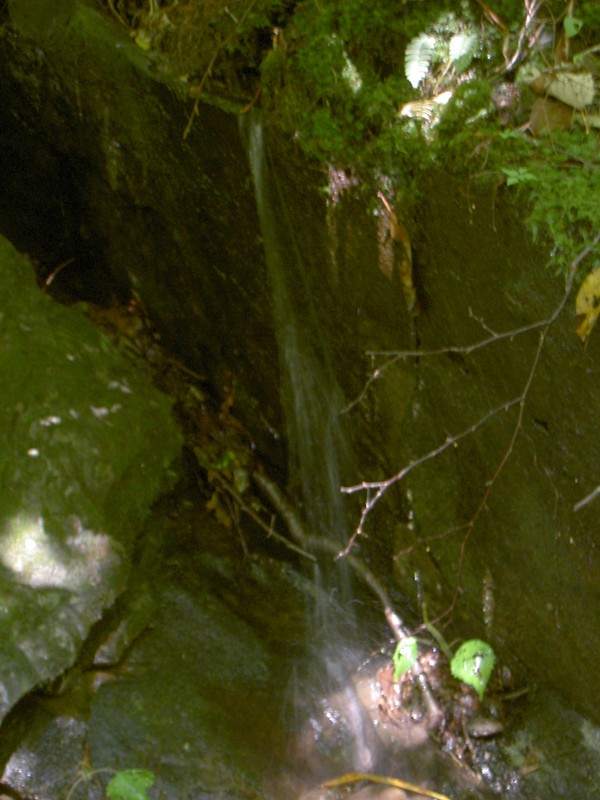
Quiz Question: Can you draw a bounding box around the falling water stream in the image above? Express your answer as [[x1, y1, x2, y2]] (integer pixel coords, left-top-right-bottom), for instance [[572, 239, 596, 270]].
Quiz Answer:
[[243, 114, 351, 548], [242, 113, 361, 638], [241, 113, 384, 783]]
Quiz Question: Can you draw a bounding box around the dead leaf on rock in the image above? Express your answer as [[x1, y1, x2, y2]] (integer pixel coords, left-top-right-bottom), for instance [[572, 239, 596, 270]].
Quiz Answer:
[[528, 68, 595, 110], [527, 97, 574, 135], [575, 267, 600, 343], [206, 489, 233, 528]]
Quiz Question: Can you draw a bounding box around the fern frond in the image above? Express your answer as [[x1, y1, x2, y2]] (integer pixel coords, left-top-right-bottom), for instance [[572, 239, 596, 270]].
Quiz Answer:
[[405, 34, 435, 89], [449, 32, 478, 74]]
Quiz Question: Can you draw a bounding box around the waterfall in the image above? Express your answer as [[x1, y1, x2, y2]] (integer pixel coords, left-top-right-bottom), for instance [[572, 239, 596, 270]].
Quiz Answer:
[[243, 114, 352, 572], [242, 114, 378, 778]]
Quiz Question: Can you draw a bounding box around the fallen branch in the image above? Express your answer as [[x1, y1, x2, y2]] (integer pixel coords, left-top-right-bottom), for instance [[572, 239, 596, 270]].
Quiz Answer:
[[322, 771, 451, 800], [209, 470, 316, 562], [252, 469, 443, 724], [574, 483, 600, 512]]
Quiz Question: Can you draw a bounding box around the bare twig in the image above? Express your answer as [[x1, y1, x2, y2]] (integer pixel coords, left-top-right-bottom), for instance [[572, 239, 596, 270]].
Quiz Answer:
[[210, 470, 316, 561], [322, 771, 451, 800], [574, 484, 600, 512], [343, 309, 553, 416], [341, 233, 600, 562], [502, 0, 545, 72]]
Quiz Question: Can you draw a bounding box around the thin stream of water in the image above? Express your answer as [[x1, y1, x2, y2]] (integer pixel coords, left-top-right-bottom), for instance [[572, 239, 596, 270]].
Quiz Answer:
[[242, 114, 377, 779], [243, 114, 353, 579]]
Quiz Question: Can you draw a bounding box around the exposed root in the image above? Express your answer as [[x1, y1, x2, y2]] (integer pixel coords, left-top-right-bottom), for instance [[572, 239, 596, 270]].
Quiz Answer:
[[323, 771, 451, 800]]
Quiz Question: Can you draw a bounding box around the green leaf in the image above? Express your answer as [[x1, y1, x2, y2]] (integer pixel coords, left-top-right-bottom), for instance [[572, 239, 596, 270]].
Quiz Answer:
[[501, 167, 538, 186], [393, 636, 419, 681], [563, 16, 583, 38], [106, 770, 155, 800], [450, 639, 495, 700], [405, 34, 435, 89], [449, 32, 478, 74]]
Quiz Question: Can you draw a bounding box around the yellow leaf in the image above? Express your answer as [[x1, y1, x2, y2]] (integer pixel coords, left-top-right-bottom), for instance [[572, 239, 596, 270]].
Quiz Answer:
[[575, 267, 600, 342], [206, 491, 232, 528], [134, 29, 152, 51]]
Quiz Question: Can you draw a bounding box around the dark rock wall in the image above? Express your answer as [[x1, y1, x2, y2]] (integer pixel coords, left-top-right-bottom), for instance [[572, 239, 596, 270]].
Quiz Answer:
[[2, 0, 598, 722], [1, 0, 284, 460]]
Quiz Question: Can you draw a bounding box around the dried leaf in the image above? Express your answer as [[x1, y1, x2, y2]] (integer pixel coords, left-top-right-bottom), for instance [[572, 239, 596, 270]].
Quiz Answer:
[[527, 97, 574, 136], [575, 267, 600, 342], [528, 69, 595, 110], [377, 192, 417, 313], [206, 490, 233, 528], [399, 90, 452, 121]]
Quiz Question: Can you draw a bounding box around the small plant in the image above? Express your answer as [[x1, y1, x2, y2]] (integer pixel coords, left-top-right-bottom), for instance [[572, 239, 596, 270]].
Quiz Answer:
[[106, 770, 155, 800], [501, 166, 538, 187], [450, 639, 496, 700], [392, 635, 419, 681], [393, 633, 496, 700], [66, 767, 155, 800]]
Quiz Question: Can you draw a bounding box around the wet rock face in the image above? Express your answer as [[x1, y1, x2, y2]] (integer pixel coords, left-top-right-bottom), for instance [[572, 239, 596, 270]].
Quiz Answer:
[[1, 0, 598, 726], [389, 172, 600, 723], [0, 500, 296, 800]]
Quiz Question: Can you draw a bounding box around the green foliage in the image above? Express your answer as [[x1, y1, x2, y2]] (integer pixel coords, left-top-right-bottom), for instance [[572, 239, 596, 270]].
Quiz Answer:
[[433, 79, 492, 139], [501, 166, 538, 186], [260, 0, 598, 281], [106, 770, 155, 800], [66, 768, 156, 800], [564, 16, 584, 39], [450, 640, 496, 700], [405, 34, 435, 89], [393, 636, 418, 680], [526, 143, 600, 275], [393, 626, 496, 701], [449, 31, 479, 74], [488, 131, 600, 276]]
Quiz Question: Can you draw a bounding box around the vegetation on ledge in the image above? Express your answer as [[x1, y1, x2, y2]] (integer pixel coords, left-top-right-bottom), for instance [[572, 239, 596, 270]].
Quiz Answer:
[[103, 1, 599, 277]]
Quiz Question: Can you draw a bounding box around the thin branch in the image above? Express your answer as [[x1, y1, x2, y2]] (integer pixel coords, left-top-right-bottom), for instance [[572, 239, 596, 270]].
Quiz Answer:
[[574, 484, 600, 512], [502, 0, 545, 73], [210, 470, 316, 561], [341, 233, 600, 559], [183, 0, 259, 139], [343, 306, 553, 416]]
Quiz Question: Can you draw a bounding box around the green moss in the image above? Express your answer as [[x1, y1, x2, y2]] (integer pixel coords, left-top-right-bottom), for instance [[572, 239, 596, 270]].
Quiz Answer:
[[525, 135, 600, 276], [259, 0, 599, 281]]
